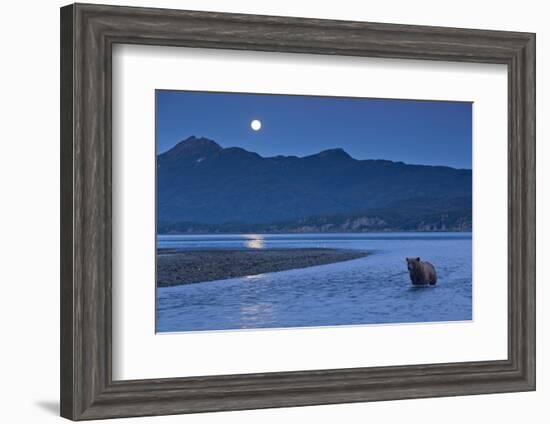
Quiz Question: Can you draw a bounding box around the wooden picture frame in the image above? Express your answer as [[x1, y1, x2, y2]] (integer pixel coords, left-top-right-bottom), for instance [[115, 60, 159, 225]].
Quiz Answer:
[[60, 3, 535, 420]]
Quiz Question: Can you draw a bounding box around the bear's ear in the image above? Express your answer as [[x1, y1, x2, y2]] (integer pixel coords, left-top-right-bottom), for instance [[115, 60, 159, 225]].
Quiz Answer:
[[416, 257, 420, 261]]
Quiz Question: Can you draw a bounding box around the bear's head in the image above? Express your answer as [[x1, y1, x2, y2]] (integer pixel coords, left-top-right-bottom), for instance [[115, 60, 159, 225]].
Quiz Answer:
[[406, 257, 421, 272]]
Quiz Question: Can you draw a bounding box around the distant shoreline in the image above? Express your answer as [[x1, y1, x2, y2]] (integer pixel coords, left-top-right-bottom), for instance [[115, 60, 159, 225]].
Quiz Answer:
[[157, 230, 472, 236], [157, 248, 369, 287]]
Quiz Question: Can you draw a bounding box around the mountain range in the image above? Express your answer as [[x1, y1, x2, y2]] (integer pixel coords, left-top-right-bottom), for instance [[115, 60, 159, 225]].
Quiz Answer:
[[157, 136, 472, 233]]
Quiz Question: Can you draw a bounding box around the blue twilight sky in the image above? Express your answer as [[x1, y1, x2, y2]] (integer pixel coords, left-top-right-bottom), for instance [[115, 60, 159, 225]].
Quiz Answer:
[[156, 90, 472, 169]]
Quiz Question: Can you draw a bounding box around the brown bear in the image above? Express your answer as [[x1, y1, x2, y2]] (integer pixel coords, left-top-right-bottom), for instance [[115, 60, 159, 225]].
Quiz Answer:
[[406, 257, 437, 286]]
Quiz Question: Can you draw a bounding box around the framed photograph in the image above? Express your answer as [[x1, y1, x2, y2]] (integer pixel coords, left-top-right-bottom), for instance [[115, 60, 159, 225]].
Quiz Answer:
[[60, 3, 535, 420]]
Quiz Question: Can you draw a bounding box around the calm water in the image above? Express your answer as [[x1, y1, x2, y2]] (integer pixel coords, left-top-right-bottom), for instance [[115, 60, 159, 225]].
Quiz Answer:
[[156, 233, 472, 332]]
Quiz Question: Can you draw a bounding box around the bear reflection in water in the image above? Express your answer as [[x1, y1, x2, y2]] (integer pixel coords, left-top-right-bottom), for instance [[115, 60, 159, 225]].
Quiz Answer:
[[406, 257, 438, 286]]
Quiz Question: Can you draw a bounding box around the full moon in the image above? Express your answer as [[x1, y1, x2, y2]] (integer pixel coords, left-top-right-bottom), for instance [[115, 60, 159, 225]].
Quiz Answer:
[[250, 119, 262, 131]]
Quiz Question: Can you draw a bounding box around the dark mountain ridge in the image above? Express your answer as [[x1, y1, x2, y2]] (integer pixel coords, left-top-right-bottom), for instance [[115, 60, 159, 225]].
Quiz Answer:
[[157, 136, 472, 233]]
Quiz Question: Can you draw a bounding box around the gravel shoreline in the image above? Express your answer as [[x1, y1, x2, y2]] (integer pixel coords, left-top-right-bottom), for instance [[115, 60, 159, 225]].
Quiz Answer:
[[157, 248, 368, 287]]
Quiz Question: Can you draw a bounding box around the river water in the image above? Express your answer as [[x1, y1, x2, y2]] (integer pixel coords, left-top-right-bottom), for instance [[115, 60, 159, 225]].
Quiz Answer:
[[156, 233, 472, 332]]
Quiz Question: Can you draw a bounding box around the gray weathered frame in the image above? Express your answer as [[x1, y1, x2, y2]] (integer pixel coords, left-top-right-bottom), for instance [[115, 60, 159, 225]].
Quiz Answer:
[[60, 3, 536, 421]]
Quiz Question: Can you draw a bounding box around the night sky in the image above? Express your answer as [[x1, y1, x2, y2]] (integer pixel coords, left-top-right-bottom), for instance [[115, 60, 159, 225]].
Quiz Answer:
[[156, 90, 472, 169]]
